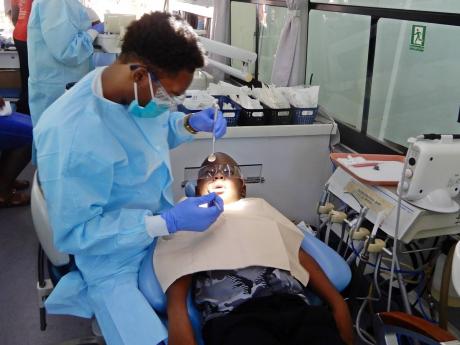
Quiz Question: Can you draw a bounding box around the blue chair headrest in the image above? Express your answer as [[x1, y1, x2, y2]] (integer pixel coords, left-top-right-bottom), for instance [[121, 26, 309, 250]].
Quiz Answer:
[[184, 180, 197, 197]]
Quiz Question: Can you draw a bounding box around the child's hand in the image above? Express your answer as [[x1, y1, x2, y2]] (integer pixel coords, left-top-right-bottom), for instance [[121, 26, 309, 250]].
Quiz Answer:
[[332, 299, 354, 345]]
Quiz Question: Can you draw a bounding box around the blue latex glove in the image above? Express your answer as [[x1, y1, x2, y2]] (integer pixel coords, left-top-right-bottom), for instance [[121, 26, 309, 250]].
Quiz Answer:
[[161, 193, 224, 234], [91, 22, 105, 34], [189, 108, 227, 138]]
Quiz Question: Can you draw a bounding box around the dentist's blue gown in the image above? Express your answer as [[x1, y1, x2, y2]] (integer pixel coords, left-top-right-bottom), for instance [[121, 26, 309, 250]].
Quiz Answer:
[[33, 67, 194, 345], [28, 0, 94, 127]]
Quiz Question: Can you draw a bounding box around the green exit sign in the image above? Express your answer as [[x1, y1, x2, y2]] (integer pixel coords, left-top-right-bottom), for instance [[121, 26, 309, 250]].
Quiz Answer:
[[410, 25, 426, 52]]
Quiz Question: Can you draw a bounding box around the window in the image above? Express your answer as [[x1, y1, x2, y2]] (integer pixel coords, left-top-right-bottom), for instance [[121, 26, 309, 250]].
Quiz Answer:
[[81, 0, 165, 20], [367, 19, 460, 146], [308, 2, 460, 152], [258, 5, 288, 83], [230, 2, 257, 75], [170, 0, 214, 18], [306, 10, 371, 130], [230, 1, 288, 83]]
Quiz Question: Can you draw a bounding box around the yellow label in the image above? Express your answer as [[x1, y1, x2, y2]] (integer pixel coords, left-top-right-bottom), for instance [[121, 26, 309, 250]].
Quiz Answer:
[[344, 181, 394, 215]]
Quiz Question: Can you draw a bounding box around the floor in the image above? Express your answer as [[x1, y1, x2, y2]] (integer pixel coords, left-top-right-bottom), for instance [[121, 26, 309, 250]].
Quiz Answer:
[[0, 164, 93, 345]]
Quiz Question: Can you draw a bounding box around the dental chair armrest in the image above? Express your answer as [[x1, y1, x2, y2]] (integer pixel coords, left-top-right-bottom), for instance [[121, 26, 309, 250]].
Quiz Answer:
[[378, 312, 457, 342], [301, 233, 351, 292], [139, 242, 205, 345], [139, 242, 167, 314]]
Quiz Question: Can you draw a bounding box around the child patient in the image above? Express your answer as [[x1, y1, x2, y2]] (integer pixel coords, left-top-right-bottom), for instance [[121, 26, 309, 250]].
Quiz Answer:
[[162, 153, 353, 345]]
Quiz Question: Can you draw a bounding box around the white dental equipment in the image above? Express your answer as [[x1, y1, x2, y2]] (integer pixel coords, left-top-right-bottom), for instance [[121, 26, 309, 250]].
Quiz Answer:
[[104, 14, 136, 34], [398, 135, 460, 213], [198, 36, 257, 82], [94, 14, 136, 54], [324, 134, 460, 316]]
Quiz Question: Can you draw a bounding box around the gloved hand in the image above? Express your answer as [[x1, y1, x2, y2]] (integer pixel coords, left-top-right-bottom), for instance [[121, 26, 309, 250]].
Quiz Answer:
[[161, 193, 224, 234], [189, 107, 227, 138], [91, 22, 105, 34]]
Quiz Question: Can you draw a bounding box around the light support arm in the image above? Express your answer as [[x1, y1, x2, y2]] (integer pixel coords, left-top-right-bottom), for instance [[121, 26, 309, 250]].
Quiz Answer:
[[198, 36, 257, 82]]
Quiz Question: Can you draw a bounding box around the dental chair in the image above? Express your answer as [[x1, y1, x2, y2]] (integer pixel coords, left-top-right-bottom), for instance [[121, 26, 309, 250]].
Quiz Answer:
[[139, 233, 352, 345], [374, 311, 460, 345], [31, 172, 103, 344], [138, 182, 352, 345], [31, 174, 352, 345]]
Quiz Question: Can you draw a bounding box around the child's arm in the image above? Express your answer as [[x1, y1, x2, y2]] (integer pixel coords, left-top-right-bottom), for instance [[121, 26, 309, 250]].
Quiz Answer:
[[166, 274, 198, 345], [298, 249, 354, 345]]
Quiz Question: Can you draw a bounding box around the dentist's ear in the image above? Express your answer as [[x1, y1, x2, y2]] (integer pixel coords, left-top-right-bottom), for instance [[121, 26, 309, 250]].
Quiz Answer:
[[131, 66, 149, 83]]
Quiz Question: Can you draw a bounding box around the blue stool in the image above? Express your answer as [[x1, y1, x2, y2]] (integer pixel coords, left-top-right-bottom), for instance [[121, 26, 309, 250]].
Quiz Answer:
[[0, 112, 32, 150]]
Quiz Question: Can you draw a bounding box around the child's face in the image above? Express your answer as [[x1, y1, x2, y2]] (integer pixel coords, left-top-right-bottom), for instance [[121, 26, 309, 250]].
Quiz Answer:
[[196, 154, 245, 205]]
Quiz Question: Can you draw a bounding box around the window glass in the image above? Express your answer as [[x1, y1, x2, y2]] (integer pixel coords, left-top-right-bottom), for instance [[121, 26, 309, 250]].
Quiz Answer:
[[170, 0, 214, 18], [258, 5, 287, 84], [310, 0, 460, 14], [82, 0, 164, 20], [367, 19, 460, 147], [230, 2, 257, 74], [306, 10, 371, 130]]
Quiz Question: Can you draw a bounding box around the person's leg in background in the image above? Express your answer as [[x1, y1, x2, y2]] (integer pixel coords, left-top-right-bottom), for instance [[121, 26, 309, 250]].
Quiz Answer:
[[13, 38, 30, 115], [0, 144, 31, 207]]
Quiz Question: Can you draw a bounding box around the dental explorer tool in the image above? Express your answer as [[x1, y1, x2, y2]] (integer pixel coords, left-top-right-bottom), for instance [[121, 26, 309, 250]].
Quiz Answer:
[[207, 185, 222, 211], [207, 102, 219, 162]]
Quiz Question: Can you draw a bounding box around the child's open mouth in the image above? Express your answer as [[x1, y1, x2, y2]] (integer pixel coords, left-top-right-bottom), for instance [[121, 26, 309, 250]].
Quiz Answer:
[[208, 182, 226, 195]]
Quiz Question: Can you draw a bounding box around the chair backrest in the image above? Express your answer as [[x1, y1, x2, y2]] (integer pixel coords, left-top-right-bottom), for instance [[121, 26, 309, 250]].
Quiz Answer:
[[31, 171, 70, 266]]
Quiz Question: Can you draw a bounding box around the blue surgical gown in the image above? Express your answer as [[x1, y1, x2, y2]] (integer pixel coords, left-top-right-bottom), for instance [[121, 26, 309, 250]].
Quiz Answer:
[[33, 67, 194, 345], [28, 0, 94, 127]]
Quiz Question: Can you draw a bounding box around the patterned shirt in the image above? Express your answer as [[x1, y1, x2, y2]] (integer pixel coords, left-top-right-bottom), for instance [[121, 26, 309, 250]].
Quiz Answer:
[[194, 266, 309, 323]]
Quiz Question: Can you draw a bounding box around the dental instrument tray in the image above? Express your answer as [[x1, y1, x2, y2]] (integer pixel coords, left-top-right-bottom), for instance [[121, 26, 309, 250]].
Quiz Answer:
[[330, 153, 405, 186], [291, 106, 318, 125], [235, 97, 268, 126], [262, 103, 293, 125], [178, 95, 241, 127], [215, 96, 241, 127]]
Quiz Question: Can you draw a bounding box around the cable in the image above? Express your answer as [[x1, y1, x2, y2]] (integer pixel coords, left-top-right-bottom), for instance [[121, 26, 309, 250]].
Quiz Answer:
[[355, 299, 376, 345], [381, 257, 415, 270], [324, 221, 332, 246], [337, 222, 346, 254], [373, 253, 383, 299], [413, 271, 437, 323], [387, 137, 418, 312]]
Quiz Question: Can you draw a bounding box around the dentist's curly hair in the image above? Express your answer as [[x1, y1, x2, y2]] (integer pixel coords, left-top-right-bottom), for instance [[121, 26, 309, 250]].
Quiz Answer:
[[120, 11, 205, 75]]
